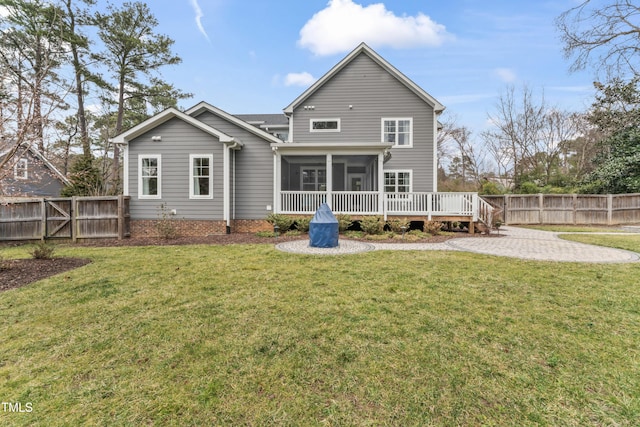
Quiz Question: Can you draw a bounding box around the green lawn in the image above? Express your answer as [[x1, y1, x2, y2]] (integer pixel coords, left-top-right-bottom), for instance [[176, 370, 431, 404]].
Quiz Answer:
[[1, 242, 639, 426]]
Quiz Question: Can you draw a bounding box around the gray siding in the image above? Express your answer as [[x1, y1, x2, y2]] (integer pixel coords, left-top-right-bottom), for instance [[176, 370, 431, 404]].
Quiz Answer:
[[0, 152, 66, 197], [128, 117, 225, 220], [192, 111, 274, 220], [291, 53, 436, 191]]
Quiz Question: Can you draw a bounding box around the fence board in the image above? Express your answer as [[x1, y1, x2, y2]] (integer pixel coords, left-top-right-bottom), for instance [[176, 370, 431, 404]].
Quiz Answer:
[[0, 196, 130, 241], [481, 193, 640, 225]]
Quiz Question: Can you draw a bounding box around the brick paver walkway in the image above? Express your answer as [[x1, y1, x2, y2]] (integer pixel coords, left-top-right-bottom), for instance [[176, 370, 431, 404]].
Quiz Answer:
[[277, 226, 640, 263]]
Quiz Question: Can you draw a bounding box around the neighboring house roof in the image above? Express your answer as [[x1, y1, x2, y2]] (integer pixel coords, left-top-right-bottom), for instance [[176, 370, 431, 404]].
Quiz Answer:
[[0, 142, 70, 187], [234, 114, 289, 127], [110, 107, 242, 147], [284, 42, 445, 115], [186, 102, 284, 144]]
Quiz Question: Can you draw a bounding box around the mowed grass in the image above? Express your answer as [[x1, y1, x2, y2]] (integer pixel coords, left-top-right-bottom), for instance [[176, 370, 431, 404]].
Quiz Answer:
[[1, 242, 639, 426]]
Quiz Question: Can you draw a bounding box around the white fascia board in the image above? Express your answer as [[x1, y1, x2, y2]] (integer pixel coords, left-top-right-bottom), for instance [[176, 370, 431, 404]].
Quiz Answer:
[[284, 43, 445, 114], [110, 107, 235, 144], [185, 101, 283, 144]]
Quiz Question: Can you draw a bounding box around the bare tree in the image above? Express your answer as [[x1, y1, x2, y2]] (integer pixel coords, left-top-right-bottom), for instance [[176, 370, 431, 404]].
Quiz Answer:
[[538, 110, 583, 185], [482, 85, 546, 187], [556, 0, 640, 77]]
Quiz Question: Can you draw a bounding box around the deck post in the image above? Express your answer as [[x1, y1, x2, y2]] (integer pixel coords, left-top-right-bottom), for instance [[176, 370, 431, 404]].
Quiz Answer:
[[472, 193, 479, 222], [378, 153, 385, 217], [326, 154, 332, 210]]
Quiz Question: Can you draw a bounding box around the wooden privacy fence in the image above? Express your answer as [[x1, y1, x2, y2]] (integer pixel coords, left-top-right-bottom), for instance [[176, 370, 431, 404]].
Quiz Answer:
[[482, 193, 640, 225], [0, 196, 130, 241]]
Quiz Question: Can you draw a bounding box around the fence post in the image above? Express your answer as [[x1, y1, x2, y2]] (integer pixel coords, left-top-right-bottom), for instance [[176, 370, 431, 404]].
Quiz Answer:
[[607, 194, 613, 225], [71, 196, 77, 243], [118, 195, 124, 240], [573, 194, 577, 225], [40, 198, 46, 241], [539, 193, 544, 224], [503, 195, 509, 224]]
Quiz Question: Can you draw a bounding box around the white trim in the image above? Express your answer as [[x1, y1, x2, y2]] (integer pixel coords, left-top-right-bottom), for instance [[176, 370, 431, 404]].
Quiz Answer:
[[384, 169, 413, 193], [284, 43, 444, 114], [189, 154, 214, 199], [14, 158, 28, 180], [381, 118, 413, 148], [310, 118, 341, 133], [123, 144, 130, 196], [111, 107, 238, 145], [138, 154, 161, 199], [432, 110, 439, 192], [223, 148, 230, 224], [185, 102, 281, 144]]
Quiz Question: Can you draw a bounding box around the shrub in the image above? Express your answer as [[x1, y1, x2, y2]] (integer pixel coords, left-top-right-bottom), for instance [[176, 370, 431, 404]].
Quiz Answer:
[[480, 181, 505, 195], [30, 241, 56, 260], [336, 214, 353, 232], [518, 182, 541, 194], [343, 230, 363, 239], [424, 220, 444, 236], [156, 203, 177, 239], [266, 213, 294, 234], [408, 229, 428, 239], [387, 217, 410, 233], [360, 215, 385, 235], [294, 216, 311, 233]]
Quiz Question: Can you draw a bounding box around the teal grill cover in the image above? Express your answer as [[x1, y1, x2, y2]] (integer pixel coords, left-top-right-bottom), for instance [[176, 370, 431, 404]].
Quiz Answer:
[[309, 203, 339, 248]]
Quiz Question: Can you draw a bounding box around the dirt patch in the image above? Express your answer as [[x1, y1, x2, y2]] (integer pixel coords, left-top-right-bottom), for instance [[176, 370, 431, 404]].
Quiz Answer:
[[1, 258, 92, 292]]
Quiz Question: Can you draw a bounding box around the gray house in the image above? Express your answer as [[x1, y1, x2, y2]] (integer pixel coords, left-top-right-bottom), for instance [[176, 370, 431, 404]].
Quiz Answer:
[[0, 143, 70, 197], [113, 43, 490, 236]]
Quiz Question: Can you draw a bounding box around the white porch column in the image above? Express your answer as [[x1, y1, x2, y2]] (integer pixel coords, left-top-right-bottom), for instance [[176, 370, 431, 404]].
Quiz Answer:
[[378, 152, 385, 217], [326, 153, 333, 209]]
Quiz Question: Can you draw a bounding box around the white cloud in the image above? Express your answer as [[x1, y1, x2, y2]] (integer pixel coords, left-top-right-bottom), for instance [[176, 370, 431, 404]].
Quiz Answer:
[[298, 0, 449, 56], [189, 0, 210, 41], [285, 72, 317, 87], [494, 68, 517, 83]]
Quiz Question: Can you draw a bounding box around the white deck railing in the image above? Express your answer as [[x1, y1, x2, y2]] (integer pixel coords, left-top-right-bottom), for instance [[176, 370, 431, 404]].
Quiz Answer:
[[279, 191, 490, 220]]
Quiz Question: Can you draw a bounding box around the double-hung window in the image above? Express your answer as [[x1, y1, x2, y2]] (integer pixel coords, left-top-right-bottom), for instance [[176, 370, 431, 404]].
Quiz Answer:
[[384, 170, 412, 193], [190, 154, 213, 199], [14, 158, 28, 180], [139, 154, 161, 199], [382, 118, 412, 147]]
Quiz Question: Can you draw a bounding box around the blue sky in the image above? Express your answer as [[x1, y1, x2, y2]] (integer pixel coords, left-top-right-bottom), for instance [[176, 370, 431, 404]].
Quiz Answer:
[[144, 0, 594, 137]]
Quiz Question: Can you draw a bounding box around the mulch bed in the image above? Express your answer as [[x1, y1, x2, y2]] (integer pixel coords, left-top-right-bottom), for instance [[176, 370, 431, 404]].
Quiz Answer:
[[1, 231, 496, 292]]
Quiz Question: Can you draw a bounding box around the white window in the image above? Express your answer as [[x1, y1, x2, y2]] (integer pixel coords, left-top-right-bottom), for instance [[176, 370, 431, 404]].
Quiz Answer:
[[138, 155, 161, 199], [14, 158, 28, 180], [384, 170, 412, 193], [301, 168, 326, 191], [190, 154, 213, 199], [382, 118, 413, 147], [310, 118, 341, 132]]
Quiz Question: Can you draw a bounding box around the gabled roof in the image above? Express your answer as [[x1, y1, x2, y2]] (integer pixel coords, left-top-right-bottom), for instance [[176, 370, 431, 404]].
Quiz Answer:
[[186, 102, 284, 144], [284, 42, 445, 114], [110, 107, 241, 147], [0, 142, 70, 186]]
